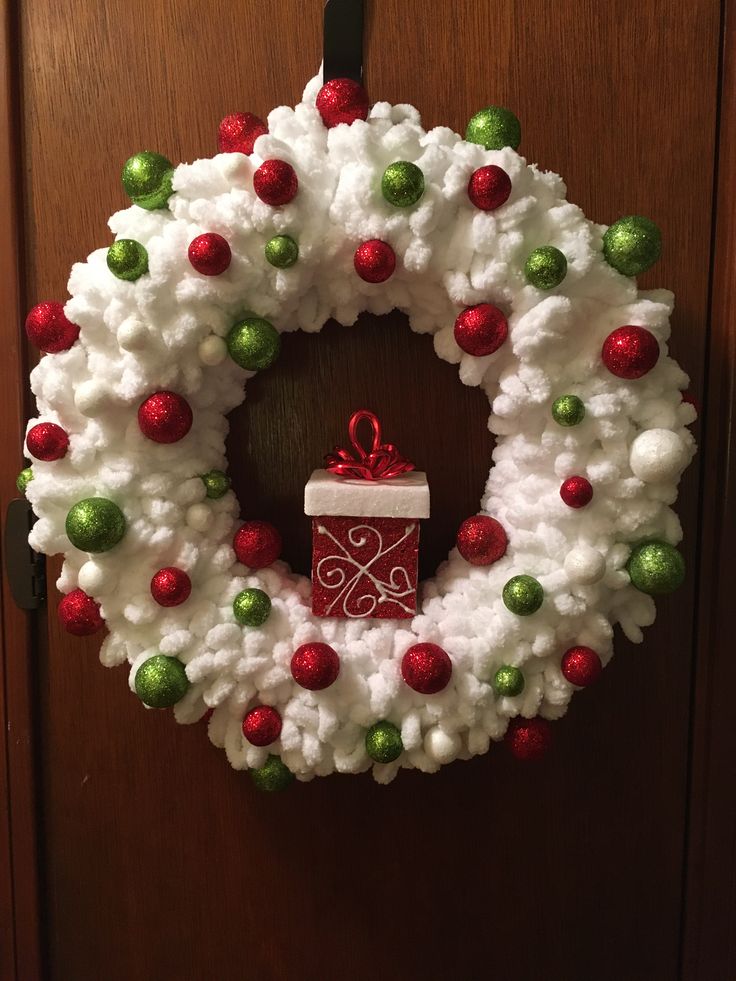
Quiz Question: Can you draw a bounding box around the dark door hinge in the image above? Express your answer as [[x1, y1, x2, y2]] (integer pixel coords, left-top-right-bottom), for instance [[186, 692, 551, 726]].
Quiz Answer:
[[4, 498, 46, 610]]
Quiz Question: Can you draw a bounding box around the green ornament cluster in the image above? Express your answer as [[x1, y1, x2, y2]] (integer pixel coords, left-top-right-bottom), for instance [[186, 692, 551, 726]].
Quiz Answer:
[[16, 466, 33, 495]]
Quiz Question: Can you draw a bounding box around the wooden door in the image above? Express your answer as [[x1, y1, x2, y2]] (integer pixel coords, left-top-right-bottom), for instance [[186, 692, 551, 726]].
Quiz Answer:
[[2, 1, 734, 979]]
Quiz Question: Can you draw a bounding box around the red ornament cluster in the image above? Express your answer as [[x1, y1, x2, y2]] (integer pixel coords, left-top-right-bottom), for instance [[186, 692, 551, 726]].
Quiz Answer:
[[560, 475, 593, 509], [188, 233, 231, 276], [456, 515, 507, 565], [454, 303, 508, 357], [505, 717, 552, 761], [58, 588, 104, 636], [561, 646, 602, 687], [354, 239, 396, 283], [253, 159, 298, 206], [401, 643, 452, 694], [242, 705, 283, 746], [217, 112, 267, 155], [138, 391, 193, 444], [150, 567, 192, 607], [233, 521, 282, 569], [291, 642, 340, 690], [25, 301, 80, 353], [26, 422, 69, 461], [601, 325, 659, 379], [316, 78, 370, 128], [467, 165, 512, 211]]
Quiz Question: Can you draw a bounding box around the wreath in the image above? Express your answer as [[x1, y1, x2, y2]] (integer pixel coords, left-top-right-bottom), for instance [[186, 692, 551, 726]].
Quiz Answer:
[[19, 74, 696, 790]]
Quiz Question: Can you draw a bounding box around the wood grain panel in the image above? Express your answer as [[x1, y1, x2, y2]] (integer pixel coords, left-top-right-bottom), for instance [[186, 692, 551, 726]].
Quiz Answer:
[[0, 1, 42, 978], [682, 2, 736, 977], [12, 1, 721, 979]]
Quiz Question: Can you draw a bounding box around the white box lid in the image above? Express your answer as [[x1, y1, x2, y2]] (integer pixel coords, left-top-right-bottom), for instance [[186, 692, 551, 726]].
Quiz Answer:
[[304, 469, 430, 519]]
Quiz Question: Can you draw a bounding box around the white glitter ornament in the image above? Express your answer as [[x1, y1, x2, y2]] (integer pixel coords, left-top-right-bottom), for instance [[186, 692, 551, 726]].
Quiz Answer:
[[630, 428, 690, 483]]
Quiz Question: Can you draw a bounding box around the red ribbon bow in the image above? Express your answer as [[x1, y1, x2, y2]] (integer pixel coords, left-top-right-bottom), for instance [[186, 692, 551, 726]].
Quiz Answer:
[[324, 410, 415, 481]]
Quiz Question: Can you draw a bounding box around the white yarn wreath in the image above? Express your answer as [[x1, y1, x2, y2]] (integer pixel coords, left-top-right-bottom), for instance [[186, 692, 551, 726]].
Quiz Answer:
[[24, 73, 696, 784]]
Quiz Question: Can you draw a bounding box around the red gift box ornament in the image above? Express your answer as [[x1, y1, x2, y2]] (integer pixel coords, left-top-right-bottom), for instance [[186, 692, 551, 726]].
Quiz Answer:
[[305, 411, 430, 619]]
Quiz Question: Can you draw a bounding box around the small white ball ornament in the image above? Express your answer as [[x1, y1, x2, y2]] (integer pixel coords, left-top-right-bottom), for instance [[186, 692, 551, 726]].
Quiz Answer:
[[186, 503, 211, 531], [630, 429, 689, 482], [424, 726, 462, 764], [198, 335, 227, 366], [74, 379, 108, 416], [78, 559, 110, 593], [117, 316, 148, 351], [564, 545, 606, 585]]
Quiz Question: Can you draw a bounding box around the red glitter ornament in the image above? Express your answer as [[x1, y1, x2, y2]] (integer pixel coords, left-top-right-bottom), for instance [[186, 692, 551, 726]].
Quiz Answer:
[[138, 391, 193, 443], [401, 643, 452, 694], [188, 233, 231, 276], [25, 301, 80, 353], [58, 588, 103, 636], [561, 645, 602, 687], [354, 239, 396, 283], [601, 325, 659, 379], [253, 159, 298, 206], [150, 567, 192, 607], [242, 705, 283, 746], [233, 521, 282, 569], [454, 303, 508, 356], [456, 514, 508, 565], [291, 642, 340, 690], [26, 422, 69, 461], [217, 112, 267, 155], [505, 717, 552, 761], [316, 77, 370, 128], [467, 165, 512, 211], [560, 475, 593, 509]]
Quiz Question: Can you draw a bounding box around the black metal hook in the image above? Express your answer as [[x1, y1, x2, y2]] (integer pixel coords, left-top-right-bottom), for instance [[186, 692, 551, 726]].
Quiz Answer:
[[323, 0, 364, 84]]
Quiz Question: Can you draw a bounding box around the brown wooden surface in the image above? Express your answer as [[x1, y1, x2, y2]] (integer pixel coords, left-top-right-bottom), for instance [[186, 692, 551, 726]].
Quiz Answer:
[[0, 1, 42, 978], [681, 2, 736, 977], [1, 1, 729, 979]]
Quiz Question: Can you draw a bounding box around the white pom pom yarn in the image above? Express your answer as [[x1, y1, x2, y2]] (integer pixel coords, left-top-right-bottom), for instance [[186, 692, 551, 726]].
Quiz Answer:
[[24, 74, 696, 784]]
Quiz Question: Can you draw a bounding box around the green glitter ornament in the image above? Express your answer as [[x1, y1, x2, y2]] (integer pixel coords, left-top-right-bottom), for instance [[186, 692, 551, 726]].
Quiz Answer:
[[381, 161, 425, 208], [121, 151, 174, 210], [201, 469, 231, 499], [502, 575, 544, 616], [135, 654, 190, 708], [227, 316, 281, 371], [264, 234, 299, 268], [107, 239, 148, 281], [603, 215, 662, 277], [16, 467, 33, 495], [233, 587, 271, 627], [524, 246, 568, 290], [552, 395, 585, 427], [627, 541, 685, 595], [465, 106, 521, 151], [492, 665, 525, 697], [65, 498, 126, 553], [250, 754, 294, 792], [365, 721, 403, 763]]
